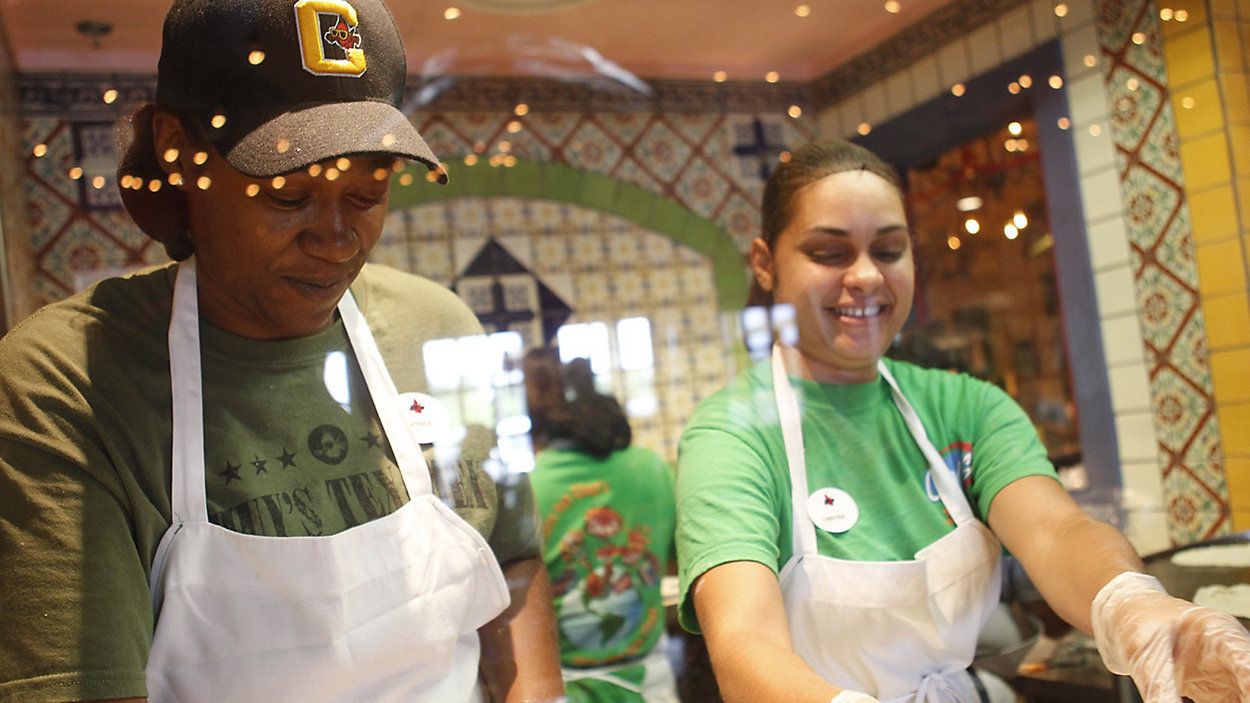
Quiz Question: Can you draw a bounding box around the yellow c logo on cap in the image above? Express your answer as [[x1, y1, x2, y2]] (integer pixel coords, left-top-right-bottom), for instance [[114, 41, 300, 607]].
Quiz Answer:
[[293, 0, 367, 77]]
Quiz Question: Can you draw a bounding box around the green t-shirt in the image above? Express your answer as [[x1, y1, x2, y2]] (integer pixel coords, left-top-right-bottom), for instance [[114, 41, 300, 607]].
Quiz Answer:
[[675, 357, 1058, 633], [530, 445, 675, 701], [0, 262, 540, 703]]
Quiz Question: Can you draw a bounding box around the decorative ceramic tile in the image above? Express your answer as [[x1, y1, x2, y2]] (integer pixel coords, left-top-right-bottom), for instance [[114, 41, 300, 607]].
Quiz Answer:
[[563, 119, 623, 173], [1097, 0, 1228, 541], [673, 156, 731, 220], [665, 113, 720, 146], [635, 120, 694, 183]]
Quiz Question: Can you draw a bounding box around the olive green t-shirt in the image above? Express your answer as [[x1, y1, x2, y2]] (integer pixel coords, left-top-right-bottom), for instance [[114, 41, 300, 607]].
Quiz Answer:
[[0, 262, 540, 702], [675, 357, 1059, 633]]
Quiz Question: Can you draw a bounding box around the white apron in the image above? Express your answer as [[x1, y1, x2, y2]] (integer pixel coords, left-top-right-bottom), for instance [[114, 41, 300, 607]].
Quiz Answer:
[[145, 260, 510, 702], [772, 345, 1002, 703], [560, 633, 680, 702]]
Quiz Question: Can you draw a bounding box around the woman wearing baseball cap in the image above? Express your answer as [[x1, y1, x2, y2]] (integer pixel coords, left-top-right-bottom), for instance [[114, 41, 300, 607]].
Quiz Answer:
[[0, 0, 565, 701]]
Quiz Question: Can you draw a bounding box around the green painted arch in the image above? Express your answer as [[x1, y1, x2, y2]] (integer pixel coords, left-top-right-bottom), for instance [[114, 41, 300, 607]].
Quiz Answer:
[[387, 158, 749, 311]]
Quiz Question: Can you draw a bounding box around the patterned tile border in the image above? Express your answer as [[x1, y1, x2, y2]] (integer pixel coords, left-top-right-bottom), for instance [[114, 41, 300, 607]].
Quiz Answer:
[[1095, 0, 1229, 540]]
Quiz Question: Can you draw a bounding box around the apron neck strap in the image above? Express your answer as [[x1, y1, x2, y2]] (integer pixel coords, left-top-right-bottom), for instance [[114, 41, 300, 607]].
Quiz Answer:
[[876, 362, 975, 525], [770, 344, 977, 557], [337, 289, 433, 496], [167, 261, 433, 523]]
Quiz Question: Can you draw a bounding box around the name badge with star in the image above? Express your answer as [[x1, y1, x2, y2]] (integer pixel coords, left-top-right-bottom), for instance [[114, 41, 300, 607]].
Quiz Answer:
[[806, 487, 859, 534], [397, 392, 450, 445]]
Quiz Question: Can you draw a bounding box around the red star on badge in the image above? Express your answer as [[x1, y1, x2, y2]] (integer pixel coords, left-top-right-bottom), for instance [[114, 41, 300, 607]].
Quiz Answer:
[[824, 494, 835, 506], [410, 400, 425, 414]]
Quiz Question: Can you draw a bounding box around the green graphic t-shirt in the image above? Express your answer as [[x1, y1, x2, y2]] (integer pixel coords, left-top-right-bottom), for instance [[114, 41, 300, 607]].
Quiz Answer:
[[531, 445, 676, 701], [675, 357, 1059, 633], [0, 262, 540, 703]]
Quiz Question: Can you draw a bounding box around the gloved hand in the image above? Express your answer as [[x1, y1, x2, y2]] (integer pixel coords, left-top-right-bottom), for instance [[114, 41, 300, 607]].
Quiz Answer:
[[1091, 571, 1250, 702], [830, 691, 880, 703]]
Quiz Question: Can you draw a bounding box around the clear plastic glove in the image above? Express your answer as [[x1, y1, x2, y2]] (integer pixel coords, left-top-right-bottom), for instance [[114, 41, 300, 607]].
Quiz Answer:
[[1091, 571, 1250, 702], [830, 691, 880, 703]]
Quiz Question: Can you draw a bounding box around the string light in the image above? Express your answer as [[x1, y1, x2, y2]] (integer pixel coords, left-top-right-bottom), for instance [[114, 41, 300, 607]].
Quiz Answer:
[[1004, 223, 1020, 240], [857, 122, 872, 136], [169, 172, 184, 186], [102, 89, 118, 104], [399, 173, 414, 186], [514, 103, 530, 116], [336, 157, 352, 171], [787, 105, 803, 118], [947, 236, 962, 250], [271, 176, 286, 189], [163, 148, 180, 163], [324, 168, 341, 181], [373, 168, 389, 181], [196, 176, 212, 190], [91, 176, 106, 189], [149, 180, 163, 193], [308, 163, 323, 177], [1054, 3, 1069, 17], [713, 70, 727, 83], [507, 120, 523, 133], [248, 50, 266, 65], [32, 144, 47, 158], [1013, 211, 1028, 229], [795, 4, 811, 17], [765, 71, 780, 83], [884, 0, 901, 13], [1049, 75, 1064, 89], [965, 218, 981, 234], [951, 83, 966, 97], [1057, 117, 1071, 129], [246, 184, 260, 197], [1008, 121, 1023, 136], [464, 154, 479, 166], [193, 151, 208, 166], [444, 7, 461, 19], [69, 166, 84, 180], [211, 114, 227, 128]]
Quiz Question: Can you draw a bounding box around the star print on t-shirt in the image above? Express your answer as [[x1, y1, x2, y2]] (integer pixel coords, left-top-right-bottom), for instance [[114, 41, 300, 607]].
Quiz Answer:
[[277, 448, 297, 469], [219, 461, 242, 484]]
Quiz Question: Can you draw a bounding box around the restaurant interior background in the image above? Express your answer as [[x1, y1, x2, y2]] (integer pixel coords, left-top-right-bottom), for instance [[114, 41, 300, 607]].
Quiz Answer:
[[0, 0, 1248, 562]]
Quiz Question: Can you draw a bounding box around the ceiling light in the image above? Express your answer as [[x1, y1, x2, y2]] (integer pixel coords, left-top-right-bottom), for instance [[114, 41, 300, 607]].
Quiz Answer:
[[956, 196, 982, 212]]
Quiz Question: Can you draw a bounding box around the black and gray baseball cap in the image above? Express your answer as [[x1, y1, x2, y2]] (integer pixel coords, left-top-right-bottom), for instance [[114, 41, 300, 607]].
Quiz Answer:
[[119, 0, 443, 255], [156, 0, 437, 177]]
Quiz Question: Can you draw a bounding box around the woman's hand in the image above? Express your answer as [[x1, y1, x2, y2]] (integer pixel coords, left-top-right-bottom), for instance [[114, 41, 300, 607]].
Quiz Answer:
[[1091, 572, 1250, 703]]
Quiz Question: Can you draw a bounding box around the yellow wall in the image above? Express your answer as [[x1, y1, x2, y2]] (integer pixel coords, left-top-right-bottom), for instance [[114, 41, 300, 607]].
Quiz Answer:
[[1163, 0, 1250, 529]]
